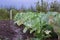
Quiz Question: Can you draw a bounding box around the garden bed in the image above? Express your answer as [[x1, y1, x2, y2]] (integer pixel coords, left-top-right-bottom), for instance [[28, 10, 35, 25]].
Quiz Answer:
[[0, 20, 58, 40]]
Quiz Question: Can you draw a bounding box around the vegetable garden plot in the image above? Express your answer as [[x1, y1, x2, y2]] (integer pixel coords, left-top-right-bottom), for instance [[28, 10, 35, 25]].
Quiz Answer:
[[0, 12, 59, 40]]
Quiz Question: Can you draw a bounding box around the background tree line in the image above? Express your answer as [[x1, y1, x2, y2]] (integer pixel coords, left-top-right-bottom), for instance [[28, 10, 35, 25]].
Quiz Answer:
[[0, 0, 60, 20]]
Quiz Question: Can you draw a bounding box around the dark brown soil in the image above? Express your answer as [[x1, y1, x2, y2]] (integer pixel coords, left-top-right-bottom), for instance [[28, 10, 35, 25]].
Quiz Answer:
[[0, 20, 34, 40], [0, 20, 58, 40]]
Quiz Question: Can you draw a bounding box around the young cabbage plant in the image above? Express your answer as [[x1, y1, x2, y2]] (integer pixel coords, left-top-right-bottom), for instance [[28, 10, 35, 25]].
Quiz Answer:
[[14, 12, 58, 40]]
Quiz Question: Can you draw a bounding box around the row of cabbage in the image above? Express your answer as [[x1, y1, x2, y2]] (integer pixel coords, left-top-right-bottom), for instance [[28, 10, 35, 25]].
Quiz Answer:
[[14, 12, 60, 26]]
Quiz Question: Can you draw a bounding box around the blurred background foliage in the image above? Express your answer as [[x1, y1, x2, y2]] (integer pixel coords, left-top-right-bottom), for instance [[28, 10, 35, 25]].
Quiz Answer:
[[0, 0, 60, 19], [0, 8, 9, 20]]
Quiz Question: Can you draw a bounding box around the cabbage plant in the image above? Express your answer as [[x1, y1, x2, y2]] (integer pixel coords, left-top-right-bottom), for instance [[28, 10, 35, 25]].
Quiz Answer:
[[14, 12, 59, 40]]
